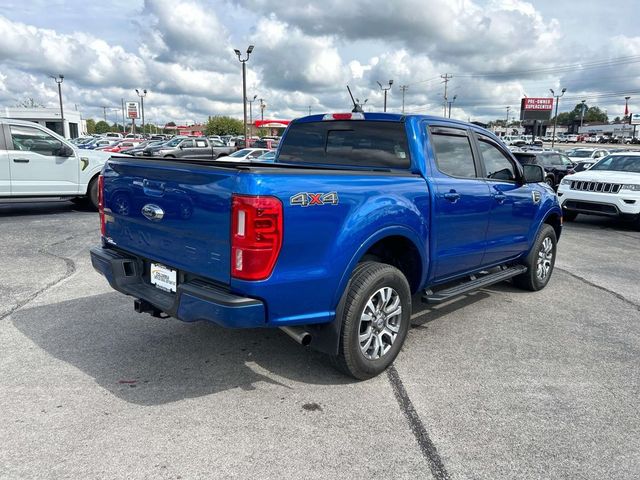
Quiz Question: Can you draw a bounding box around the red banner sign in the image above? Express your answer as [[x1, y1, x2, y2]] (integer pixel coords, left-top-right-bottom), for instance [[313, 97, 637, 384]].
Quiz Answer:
[[522, 98, 553, 111]]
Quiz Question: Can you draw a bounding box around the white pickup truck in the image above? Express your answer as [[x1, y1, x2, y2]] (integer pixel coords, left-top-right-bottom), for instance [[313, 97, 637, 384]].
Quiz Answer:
[[0, 119, 110, 208]]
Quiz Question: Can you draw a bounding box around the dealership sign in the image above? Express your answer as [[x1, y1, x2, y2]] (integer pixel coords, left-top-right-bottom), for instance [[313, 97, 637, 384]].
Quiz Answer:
[[520, 97, 554, 121], [631, 113, 640, 125], [126, 102, 140, 119]]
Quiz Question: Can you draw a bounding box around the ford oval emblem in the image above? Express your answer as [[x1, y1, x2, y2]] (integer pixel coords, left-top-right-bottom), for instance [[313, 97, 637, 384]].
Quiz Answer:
[[141, 204, 164, 221]]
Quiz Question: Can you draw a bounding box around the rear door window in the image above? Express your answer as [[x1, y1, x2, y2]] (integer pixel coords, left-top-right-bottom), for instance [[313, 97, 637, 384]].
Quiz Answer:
[[278, 120, 410, 169]]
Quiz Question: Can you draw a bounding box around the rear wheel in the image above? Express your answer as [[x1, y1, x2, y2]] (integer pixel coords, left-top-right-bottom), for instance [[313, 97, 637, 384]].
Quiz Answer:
[[545, 176, 555, 188], [513, 224, 557, 291], [331, 262, 411, 380]]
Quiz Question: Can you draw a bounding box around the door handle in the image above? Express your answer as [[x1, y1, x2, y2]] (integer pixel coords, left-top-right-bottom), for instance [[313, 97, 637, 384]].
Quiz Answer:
[[13, 158, 30, 163], [443, 192, 460, 203], [494, 193, 507, 204]]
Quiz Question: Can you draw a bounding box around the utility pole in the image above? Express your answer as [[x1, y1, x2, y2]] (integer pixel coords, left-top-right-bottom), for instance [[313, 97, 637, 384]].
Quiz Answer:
[[505, 106, 511, 136], [550, 87, 567, 149], [441, 73, 452, 117], [308, 106, 311, 115], [259, 98, 265, 121], [377, 80, 393, 112], [49, 74, 65, 137], [234, 45, 255, 141], [399, 85, 408, 114], [100, 105, 109, 122]]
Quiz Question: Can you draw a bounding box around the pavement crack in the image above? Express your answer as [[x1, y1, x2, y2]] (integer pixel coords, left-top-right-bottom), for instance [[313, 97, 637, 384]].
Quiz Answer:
[[0, 242, 80, 322], [387, 365, 452, 480], [556, 267, 640, 311]]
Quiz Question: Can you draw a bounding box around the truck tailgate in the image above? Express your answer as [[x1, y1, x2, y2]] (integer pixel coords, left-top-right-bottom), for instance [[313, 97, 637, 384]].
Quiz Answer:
[[102, 158, 238, 285]]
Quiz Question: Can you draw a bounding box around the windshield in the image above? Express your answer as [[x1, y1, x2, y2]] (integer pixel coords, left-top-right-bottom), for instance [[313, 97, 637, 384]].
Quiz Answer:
[[590, 155, 640, 173], [569, 150, 593, 158], [230, 149, 252, 157]]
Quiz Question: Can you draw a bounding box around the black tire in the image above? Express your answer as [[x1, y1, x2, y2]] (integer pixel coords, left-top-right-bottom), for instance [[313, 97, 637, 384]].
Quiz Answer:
[[544, 176, 554, 187], [513, 224, 557, 291], [331, 262, 411, 380], [563, 210, 578, 222], [87, 177, 99, 210]]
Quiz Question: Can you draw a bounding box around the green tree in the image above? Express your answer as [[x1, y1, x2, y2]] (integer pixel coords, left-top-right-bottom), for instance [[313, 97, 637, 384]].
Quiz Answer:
[[15, 97, 44, 108], [204, 116, 243, 136], [94, 120, 111, 134], [552, 103, 608, 125], [86, 118, 96, 134]]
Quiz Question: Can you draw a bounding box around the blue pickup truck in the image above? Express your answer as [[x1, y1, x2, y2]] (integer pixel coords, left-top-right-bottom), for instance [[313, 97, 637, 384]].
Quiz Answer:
[[91, 113, 562, 379]]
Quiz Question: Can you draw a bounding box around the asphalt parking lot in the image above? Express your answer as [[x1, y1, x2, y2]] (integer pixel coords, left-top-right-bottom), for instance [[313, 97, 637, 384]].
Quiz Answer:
[[1, 199, 639, 479]]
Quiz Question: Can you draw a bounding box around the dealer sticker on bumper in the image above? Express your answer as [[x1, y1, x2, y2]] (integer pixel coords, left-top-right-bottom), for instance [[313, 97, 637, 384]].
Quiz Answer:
[[150, 263, 177, 292]]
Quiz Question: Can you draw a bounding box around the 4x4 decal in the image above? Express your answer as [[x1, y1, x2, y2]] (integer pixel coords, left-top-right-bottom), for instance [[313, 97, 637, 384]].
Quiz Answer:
[[290, 192, 339, 207]]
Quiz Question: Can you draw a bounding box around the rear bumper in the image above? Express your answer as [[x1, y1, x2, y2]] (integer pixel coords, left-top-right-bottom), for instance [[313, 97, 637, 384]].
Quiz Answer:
[[90, 246, 266, 328]]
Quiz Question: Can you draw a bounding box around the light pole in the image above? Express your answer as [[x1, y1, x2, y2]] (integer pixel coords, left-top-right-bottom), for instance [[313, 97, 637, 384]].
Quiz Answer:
[[580, 99, 587, 129], [356, 98, 368, 111], [49, 74, 65, 137], [135, 89, 147, 134], [377, 80, 393, 112], [247, 94, 257, 138], [550, 87, 566, 149], [447, 95, 457, 118], [234, 45, 254, 141]]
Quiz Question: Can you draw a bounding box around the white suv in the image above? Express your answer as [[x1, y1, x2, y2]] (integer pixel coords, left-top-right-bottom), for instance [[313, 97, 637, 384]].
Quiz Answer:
[[557, 152, 640, 227]]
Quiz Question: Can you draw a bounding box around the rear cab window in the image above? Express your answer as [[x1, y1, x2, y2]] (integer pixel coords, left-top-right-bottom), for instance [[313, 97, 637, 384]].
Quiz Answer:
[[278, 120, 410, 169]]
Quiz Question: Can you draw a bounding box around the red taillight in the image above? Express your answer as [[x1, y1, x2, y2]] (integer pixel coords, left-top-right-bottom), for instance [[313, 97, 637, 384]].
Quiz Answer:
[[231, 194, 283, 281], [98, 174, 105, 236]]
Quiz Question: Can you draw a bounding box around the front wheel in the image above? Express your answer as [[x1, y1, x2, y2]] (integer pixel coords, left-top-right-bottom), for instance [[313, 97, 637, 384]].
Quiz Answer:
[[513, 224, 557, 291], [563, 210, 578, 222], [331, 262, 411, 380], [545, 176, 555, 188]]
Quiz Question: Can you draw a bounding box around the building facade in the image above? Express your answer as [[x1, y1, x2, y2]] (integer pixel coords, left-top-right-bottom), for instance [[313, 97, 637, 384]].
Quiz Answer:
[[0, 107, 85, 138]]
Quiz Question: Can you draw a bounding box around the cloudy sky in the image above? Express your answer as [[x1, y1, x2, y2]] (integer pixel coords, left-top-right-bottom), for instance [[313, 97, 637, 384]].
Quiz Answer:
[[0, 0, 638, 126]]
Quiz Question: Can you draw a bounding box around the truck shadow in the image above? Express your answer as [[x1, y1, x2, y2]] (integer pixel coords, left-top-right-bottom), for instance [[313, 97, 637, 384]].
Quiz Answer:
[[0, 199, 95, 217], [11, 292, 352, 406], [410, 290, 491, 328]]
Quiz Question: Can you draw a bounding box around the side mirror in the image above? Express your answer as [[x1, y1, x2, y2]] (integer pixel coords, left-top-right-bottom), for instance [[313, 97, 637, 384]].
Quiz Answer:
[[522, 164, 545, 183], [57, 144, 74, 157]]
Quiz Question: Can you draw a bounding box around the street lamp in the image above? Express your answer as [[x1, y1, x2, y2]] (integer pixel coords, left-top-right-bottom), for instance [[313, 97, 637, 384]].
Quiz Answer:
[[447, 95, 457, 119], [580, 99, 587, 129], [550, 87, 566, 148], [247, 94, 257, 138], [234, 45, 254, 142], [135, 89, 147, 135], [377, 80, 393, 112], [49, 74, 65, 137]]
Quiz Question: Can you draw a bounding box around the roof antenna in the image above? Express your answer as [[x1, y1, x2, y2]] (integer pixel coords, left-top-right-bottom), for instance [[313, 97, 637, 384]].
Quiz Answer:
[[347, 85, 363, 113]]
